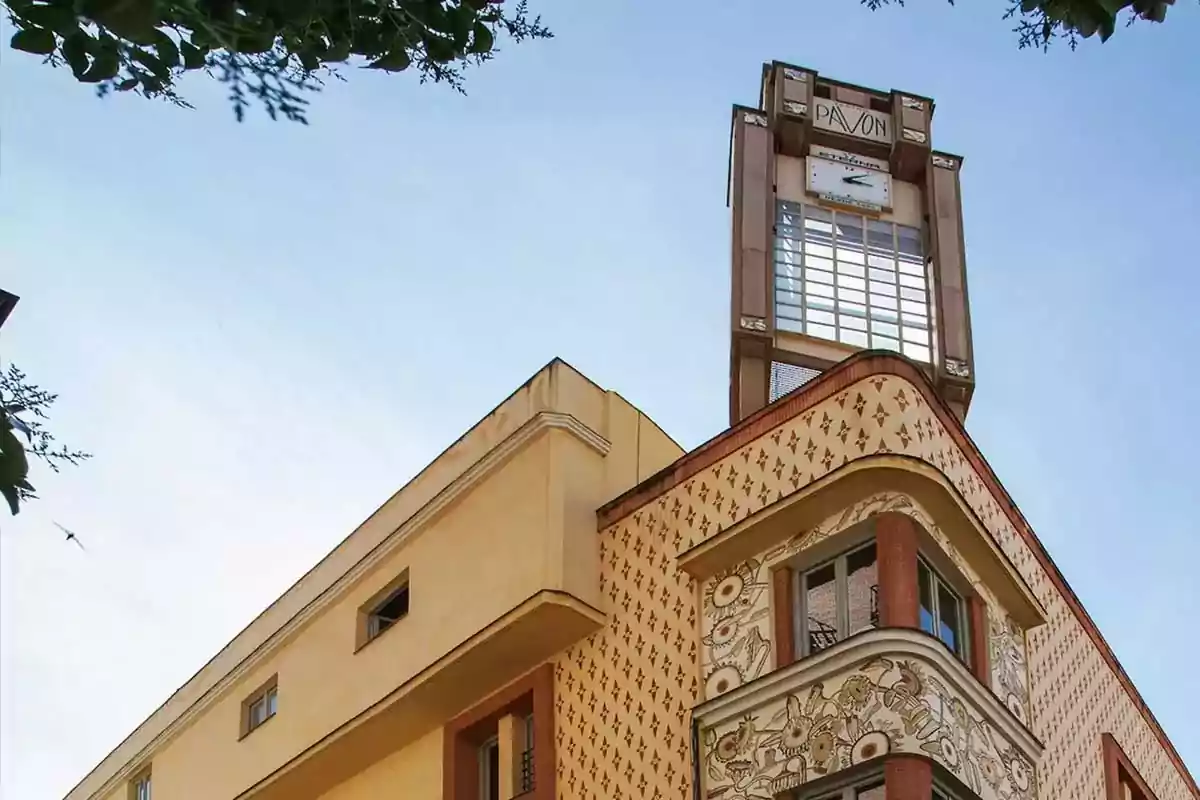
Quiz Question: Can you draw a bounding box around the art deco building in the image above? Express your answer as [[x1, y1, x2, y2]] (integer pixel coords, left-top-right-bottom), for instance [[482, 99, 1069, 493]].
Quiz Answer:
[[65, 61, 1196, 800]]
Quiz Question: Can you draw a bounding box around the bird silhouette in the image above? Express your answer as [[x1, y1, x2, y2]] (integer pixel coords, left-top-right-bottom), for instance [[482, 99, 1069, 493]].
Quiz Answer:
[[53, 521, 86, 551]]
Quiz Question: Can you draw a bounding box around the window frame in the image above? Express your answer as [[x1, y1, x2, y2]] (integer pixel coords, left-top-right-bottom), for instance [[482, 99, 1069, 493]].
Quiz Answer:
[[478, 735, 500, 800], [356, 568, 410, 650], [239, 674, 279, 739], [129, 767, 152, 800], [794, 768, 884, 800], [917, 555, 969, 662], [791, 539, 879, 659]]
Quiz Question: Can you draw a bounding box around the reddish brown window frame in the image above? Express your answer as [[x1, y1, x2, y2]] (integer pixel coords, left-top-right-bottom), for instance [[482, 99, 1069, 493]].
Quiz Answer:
[[1103, 733, 1158, 800], [771, 513, 991, 686], [442, 663, 555, 800]]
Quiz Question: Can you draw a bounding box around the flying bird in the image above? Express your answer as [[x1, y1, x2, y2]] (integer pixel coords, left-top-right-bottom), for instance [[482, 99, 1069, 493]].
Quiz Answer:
[[53, 522, 86, 551]]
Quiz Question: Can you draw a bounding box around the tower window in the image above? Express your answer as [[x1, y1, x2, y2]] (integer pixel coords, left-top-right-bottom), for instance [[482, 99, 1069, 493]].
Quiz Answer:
[[792, 541, 878, 658], [775, 201, 932, 363]]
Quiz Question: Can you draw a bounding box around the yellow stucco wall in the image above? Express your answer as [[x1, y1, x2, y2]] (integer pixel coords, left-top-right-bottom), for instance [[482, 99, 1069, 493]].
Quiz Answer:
[[315, 728, 442, 800], [69, 360, 683, 800], [561, 371, 1195, 800]]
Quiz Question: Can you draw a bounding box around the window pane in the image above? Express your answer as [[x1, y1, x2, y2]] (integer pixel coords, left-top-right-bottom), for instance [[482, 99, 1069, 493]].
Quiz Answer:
[[938, 580, 961, 654], [846, 544, 878, 635], [804, 563, 838, 653], [266, 687, 277, 716], [482, 740, 500, 800], [918, 561, 936, 636], [856, 782, 886, 800]]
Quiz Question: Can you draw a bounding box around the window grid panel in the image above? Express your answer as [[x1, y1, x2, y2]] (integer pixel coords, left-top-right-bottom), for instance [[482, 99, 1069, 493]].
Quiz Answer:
[[775, 202, 931, 362]]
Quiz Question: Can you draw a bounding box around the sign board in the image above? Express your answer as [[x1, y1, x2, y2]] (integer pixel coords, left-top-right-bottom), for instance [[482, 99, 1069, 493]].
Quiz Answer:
[[812, 97, 891, 145], [809, 145, 889, 173]]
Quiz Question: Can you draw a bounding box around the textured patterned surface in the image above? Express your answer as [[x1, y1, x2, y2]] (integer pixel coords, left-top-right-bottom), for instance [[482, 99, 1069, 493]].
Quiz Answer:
[[697, 492, 1031, 729], [556, 373, 1194, 800], [554, 514, 700, 800], [701, 653, 1035, 800]]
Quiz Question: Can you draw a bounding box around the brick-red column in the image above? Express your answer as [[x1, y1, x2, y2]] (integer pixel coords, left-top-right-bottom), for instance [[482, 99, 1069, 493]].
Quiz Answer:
[[967, 594, 990, 685], [885, 756, 932, 800], [875, 512, 920, 629], [772, 566, 796, 669]]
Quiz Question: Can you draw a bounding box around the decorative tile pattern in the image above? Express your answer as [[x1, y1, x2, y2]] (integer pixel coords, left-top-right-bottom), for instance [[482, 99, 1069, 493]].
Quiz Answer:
[[561, 373, 1194, 800], [554, 511, 700, 800], [702, 655, 1035, 800]]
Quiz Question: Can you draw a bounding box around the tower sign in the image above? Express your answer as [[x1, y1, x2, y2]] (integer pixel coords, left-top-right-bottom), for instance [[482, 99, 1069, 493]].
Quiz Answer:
[[728, 62, 974, 423]]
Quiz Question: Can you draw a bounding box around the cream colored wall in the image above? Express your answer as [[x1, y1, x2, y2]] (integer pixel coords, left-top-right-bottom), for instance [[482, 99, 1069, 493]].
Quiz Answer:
[[71, 359, 684, 800], [566, 371, 1196, 800], [316, 729, 442, 800], [145, 436, 556, 799], [775, 154, 923, 228]]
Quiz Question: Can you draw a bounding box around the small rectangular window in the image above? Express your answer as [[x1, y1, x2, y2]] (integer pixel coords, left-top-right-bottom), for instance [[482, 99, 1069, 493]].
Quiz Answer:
[[918, 557, 967, 661], [357, 570, 411, 650], [368, 584, 409, 639], [240, 676, 278, 738], [130, 769, 151, 800], [793, 541, 878, 658]]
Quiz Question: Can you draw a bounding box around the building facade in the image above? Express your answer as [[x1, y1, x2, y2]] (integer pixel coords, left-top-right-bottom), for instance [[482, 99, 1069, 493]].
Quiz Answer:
[[65, 62, 1196, 800]]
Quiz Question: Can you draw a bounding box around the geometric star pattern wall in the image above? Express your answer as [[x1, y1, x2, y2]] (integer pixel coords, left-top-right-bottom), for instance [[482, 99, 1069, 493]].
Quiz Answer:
[[555, 370, 1196, 800]]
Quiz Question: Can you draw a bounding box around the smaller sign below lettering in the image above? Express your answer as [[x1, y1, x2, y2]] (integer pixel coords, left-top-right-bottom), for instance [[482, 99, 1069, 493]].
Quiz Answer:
[[812, 97, 891, 145], [809, 145, 889, 173], [815, 192, 883, 214]]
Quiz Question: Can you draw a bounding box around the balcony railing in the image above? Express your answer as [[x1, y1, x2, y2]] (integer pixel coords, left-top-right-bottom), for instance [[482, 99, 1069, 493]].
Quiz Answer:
[[807, 585, 880, 652], [519, 747, 534, 794]]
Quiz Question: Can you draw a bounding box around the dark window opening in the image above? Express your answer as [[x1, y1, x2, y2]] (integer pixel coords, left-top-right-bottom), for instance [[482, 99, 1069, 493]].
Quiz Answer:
[[814, 83, 832, 99], [481, 738, 500, 800], [368, 583, 409, 641], [869, 97, 891, 114]]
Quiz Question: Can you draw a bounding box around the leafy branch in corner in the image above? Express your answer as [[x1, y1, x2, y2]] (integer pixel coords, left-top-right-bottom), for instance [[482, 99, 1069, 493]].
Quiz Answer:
[[862, 0, 1177, 47], [5, 0, 550, 123], [0, 364, 91, 515]]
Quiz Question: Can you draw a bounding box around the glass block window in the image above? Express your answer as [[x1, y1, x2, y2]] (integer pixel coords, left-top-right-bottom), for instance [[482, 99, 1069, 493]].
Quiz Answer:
[[775, 201, 932, 363], [769, 361, 822, 402]]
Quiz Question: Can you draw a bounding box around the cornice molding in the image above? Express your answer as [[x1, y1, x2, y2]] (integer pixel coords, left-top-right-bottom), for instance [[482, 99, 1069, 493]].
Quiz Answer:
[[693, 627, 1043, 764], [71, 411, 610, 800]]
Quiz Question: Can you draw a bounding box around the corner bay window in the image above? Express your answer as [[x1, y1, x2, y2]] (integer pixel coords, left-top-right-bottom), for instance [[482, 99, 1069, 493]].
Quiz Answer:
[[918, 558, 966, 659], [793, 542, 879, 657]]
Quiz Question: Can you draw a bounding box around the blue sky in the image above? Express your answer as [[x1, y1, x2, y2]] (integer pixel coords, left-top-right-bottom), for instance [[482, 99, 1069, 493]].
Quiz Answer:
[[2, 0, 1198, 797]]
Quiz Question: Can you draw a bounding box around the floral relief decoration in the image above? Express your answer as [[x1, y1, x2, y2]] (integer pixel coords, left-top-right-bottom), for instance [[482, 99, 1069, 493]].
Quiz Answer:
[[702, 656, 1035, 800], [698, 491, 1032, 727], [702, 559, 772, 699], [989, 613, 1030, 727]]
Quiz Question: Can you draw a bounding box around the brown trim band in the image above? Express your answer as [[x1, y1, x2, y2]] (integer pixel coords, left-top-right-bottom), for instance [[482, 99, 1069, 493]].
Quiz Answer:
[[597, 350, 1199, 799], [1105, 732, 1160, 800]]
